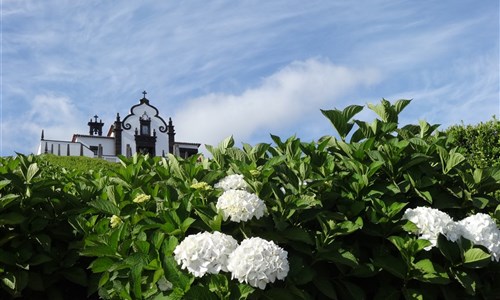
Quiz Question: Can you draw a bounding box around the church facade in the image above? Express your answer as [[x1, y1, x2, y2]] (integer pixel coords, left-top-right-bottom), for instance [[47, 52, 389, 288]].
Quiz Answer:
[[37, 92, 200, 161]]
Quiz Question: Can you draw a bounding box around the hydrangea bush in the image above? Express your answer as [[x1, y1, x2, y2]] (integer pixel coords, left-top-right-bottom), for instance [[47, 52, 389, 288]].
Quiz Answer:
[[1, 99, 499, 299]]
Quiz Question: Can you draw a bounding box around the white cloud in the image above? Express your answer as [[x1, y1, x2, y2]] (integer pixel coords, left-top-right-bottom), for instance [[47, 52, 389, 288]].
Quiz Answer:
[[2, 95, 86, 155], [173, 58, 381, 149]]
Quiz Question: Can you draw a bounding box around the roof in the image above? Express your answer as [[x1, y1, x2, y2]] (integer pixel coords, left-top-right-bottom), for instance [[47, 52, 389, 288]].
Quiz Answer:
[[72, 134, 115, 142], [174, 142, 201, 147]]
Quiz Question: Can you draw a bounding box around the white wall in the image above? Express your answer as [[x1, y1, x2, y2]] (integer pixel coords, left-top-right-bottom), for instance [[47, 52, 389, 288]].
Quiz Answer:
[[121, 103, 169, 155], [37, 140, 94, 157], [75, 136, 115, 156]]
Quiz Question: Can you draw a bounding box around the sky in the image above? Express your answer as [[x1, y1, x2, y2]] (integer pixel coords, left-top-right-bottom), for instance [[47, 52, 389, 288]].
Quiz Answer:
[[1, 0, 499, 156]]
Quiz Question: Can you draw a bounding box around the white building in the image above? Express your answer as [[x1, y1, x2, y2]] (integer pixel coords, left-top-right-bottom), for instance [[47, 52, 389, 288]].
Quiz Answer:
[[37, 91, 200, 161]]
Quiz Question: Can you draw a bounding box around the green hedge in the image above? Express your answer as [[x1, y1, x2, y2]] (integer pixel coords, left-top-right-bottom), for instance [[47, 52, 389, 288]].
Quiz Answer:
[[446, 117, 500, 169], [0, 99, 499, 299], [39, 154, 120, 173]]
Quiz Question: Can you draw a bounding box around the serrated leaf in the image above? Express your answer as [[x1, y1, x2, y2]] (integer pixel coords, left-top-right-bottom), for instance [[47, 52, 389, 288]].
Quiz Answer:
[[321, 106, 361, 140], [463, 247, 491, 268], [218, 136, 235, 150], [444, 149, 465, 174], [393, 99, 412, 114], [89, 199, 120, 216]]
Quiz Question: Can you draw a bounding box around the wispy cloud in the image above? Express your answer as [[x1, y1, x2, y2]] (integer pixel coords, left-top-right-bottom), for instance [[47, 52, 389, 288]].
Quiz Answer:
[[3, 94, 85, 154], [173, 58, 380, 149]]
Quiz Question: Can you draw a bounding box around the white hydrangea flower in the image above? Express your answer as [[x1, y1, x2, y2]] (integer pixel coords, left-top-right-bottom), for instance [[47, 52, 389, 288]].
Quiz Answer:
[[402, 207, 455, 250], [456, 213, 500, 261], [174, 231, 238, 277], [214, 174, 249, 191], [227, 237, 289, 290], [216, 190, 267, 223]]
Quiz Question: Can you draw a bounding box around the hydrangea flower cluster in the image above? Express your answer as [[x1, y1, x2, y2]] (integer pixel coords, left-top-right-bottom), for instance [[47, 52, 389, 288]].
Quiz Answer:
[[227, 237, 289, 290], [403, 207, 500, 261], [216, 190, 267, 222], [132, 194, 150, 203], [190, 181, 212, 191], [110, 215, 122, 228], [214, 174, 249, 191], [174, 233, 289, 289], [215, 174, 267, 223], [173, 231, 238, 277], [402, 207, 455, 250], [457, 213, 500, 261]]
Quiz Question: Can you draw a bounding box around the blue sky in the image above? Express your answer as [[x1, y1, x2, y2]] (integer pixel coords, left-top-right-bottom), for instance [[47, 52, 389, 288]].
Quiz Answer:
[[2, 0, 499, 156]]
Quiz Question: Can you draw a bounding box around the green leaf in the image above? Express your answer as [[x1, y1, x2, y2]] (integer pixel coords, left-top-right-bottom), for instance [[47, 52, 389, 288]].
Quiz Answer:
[[321, 105, 363, 139], [288, 255, 316, 285], [471, 197, 489, 209], [208, 274, 229, 298], [263, 288, 298, 300], [403, 288, 424, 300], [89, 199, 120, 216], [0, 179, 11, 190], [388, 236, 406, 252], [413, 259, 450, 284], [437, 234, 461, 264], [450, 269, 477, 295], [162, 256, 193, 292], [217, 135, 235, 150], [60, 267, 88, 286], [131, 264, 143, 299], [1, 272, 16, 290], [393, 99, 412, 114], [90, 257, 116, 273], [29, 253, 53, 266], [373, 255, 407, 279], [0, 212, 26, 225], [463, 247, 491, 268], [444, 148, 465, 174], [181, 217, 196, 233], [374, 285, 401, 300], [314, 277, 338, 299], [183, 286, 217, 300], [337, 280, 365, 300], [0, 193, 19, 209], [236, 284, 255, 300], [281, 228, 314, 245], [80, 244, 120, 258], [26, 163, 40, 183]]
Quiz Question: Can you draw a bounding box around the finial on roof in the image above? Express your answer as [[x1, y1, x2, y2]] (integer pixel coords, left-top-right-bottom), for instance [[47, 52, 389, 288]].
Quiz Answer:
[[41, 129, 44, 140], [140, 90, 150, 104]]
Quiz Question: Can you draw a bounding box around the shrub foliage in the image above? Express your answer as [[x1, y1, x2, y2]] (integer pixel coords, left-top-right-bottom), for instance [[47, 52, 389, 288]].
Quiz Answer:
[[446, 117, 500, 169], [0, 99, 499, 299]]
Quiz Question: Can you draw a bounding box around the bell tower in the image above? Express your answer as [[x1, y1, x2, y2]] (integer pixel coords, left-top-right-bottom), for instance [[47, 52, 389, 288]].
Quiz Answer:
[[88, 115, 104, 136]]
